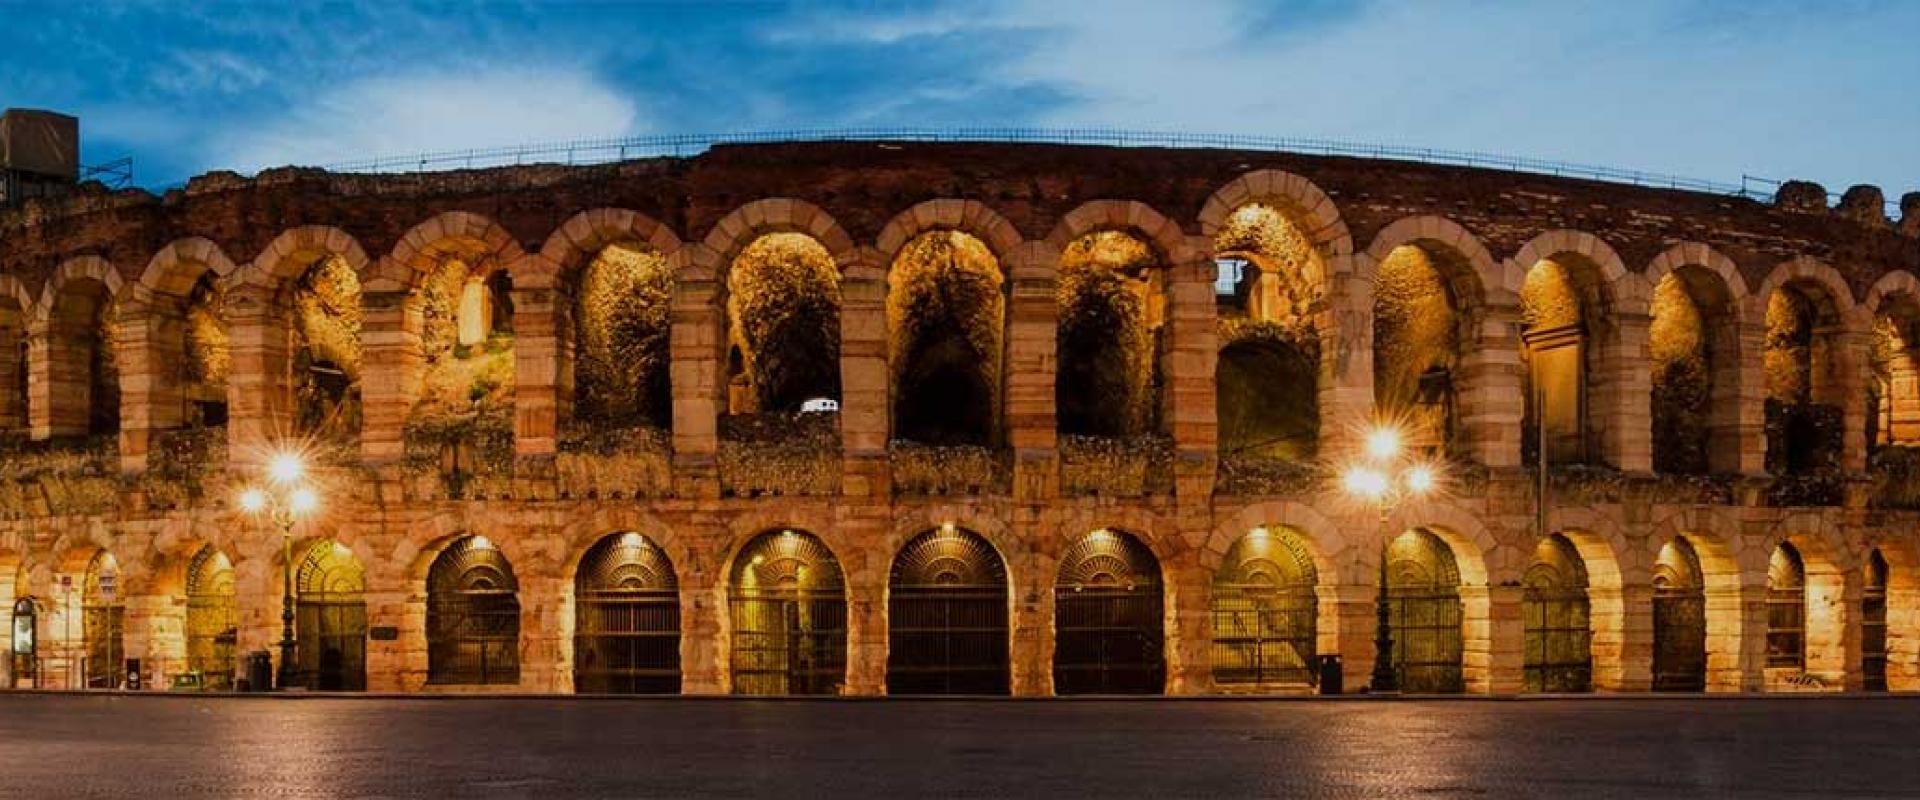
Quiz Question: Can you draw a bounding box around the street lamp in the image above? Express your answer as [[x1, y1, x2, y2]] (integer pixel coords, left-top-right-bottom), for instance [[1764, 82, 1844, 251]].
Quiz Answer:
[[1341, 425, 1439, 693], [239, 451, 319, 691]]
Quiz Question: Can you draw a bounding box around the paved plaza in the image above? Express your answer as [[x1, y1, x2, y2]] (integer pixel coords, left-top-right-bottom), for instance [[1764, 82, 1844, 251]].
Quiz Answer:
[[0, 693, 1916, 798]]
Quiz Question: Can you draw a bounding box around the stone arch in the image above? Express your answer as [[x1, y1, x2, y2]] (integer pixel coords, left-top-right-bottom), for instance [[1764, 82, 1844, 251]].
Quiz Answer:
[[1361, 215, 1510, 302], [885, 506, 1022, 577], [1863, 533, 1920, 690], [1755, 256, 1862, 479], [1765, 518, 1853, 688], [1052, 221, 1174, 439], [884, 224, 1010, 448], [1862, 271, 1920, 450], [724, 524, 850, 695], [31, 255, 124, 441], [120, 238, 242, 468], [376, 211, 527, 292], [1203, 500, 1345, 580], [1052, 526, 1168, 694], [243, 226, 372, 287], [228, 226, 371, 452], [137, 237, 238, 298], [1644, 243, 1750, 475], [1510, 230, 1637, 470], [1197, 169, 1354, 277], [421, 533, 523, 686], [541, 213, 682, 441], [1753, 256, 1860, 326], [1647, 509, 1746, 691], [531, 208, 684, 291], [702, 199, 858, 271], [1045, 200, 1195, 267], [876, 199, 1024, 266], [570, 529, 684, 694]]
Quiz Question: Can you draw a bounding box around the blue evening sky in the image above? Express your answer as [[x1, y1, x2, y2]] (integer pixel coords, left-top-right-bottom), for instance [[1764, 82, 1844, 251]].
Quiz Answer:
[[0, 0, 1915, 194]]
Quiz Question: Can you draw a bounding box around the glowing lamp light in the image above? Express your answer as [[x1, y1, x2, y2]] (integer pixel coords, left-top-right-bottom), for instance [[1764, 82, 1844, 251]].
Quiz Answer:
[[1405, 465, 1436, 495], [1344, 467, 1389, 500], [288, 487, 319, 515], [1364, 427, 1401, 461], [239, 488, 268, 513], [268, 452, 305, 485]]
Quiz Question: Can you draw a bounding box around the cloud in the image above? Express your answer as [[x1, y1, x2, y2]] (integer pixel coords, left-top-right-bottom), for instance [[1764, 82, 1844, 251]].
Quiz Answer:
[[217, 65, 645, 172]]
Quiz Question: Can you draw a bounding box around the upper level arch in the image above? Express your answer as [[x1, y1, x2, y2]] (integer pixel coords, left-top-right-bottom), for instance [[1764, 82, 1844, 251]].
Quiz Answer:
[[876, 199, 1024, 268], [32, 255, 124, 330], [531, 208, 684, 292], [1045, 200, 1195, 268], [1197, 168, 1353, 277], [375, 211, 527, 294], [701, 198, 858, 276], [1361, 215, 1509, 306]]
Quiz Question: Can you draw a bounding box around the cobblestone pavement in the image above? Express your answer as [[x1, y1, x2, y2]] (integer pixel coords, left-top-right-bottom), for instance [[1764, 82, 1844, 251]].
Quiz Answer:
[[1, 693, 1916, 799]]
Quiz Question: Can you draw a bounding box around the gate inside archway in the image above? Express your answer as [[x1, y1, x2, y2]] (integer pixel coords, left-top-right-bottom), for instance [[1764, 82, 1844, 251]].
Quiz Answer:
[[1864, 549, 1889, 692], [1522, 534, 1591, 692], [1053, 529, 1165, 695], [575, 532, 681, 694], [185, 545, 237, 689], [728, 530, 847, 695], [887, 526, 1009, 695], [295, 539, 366, 691], [82, 551, 124, 689], [1766, 543, 1807, 670], [1652, 538, 1707, 691], [1386, 529, 1463, 693], [426, 536, 521, 686], [1209, 527, 1317, 688]]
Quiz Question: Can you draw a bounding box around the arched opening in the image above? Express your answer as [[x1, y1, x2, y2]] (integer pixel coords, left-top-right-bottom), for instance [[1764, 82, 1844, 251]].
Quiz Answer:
[[886, 525, 1010, 695], [425, 535, 520, 686], [1213, 204, 1321, 469], [571, 242, 673, 435], [1520, 258, 1601, 466], [1651, 537, 1707, 691], [573, 531, 680, 694], [0, 294, 25, 430], [1764, 286, 1845, 495], [1053, 528, 1164, 695], [1650, 268, 1737, 474], [81, 550, 123, 688], [1522, 534, 1592, 692], [887, 231, 1005, 447], [1385, 529, 1463, 693], [1209, 526, 1317, 688], [1372, 245, 1465, 455], [181, 274, 230, 427], [728, 529, 847, 695], [294, 539, 366, 691], [290, 254, 363, 444], [1765, 542, 1807, 671], [724, 233, 841, 416], [1868, 300, 1920, 507], [1863, 548, 1889, 691], [405, 246, 517, 491], [184, 545, 236, 690], [1057, 231, 1166, 439], [45, 278, 118, 439]]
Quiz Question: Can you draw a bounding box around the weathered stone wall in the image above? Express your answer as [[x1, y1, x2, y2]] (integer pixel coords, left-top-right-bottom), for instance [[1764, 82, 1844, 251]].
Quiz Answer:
[[0, 142, 1916, 695]]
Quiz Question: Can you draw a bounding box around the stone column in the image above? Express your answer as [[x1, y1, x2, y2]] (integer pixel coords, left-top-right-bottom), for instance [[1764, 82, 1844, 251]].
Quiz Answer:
[[1823, 325, 1873, 474], [1600, 582, 1654, 691], [115, 290, 188, 474], [29, 320, 92, 440], [838, 257, 890, 497], [681, 570, 728, 695], [224, 282, 292, 464], [1009, 512, 1052, 697], [843, 580, 887, 696], [0, 309, 25, 431], [511, 279, 569, 458], [1885, 584, 1920, 691], [1480, 584, 1524, 694], [1005, 242, 1057, 501], [669, 275, 722, 498], [1598, 311, 1654, 473], [358, 289, 420, 463], [1460, 301, 1524, 467], [1331, 583, 1378, 693], [232, 549, 281, 689], [1317, 268, 1372, 460], [1706, 580, 1767, 692], [1163, 564, 1212, 695], [1806, 561, 1858, 689], [1167, 249, 1219, 497], [1717, 320, 1769, 475]]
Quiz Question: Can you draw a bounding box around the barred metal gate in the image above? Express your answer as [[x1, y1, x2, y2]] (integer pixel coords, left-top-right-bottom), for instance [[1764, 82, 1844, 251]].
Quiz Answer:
[[888, 526, 1009, 695], [1652, 538, 1707, 692], [1522, 535, 1592, 693], [1387, 530, 1463, 693], [729, 530, 847, 695], [426, 536, 521, 685], [1863, 549, 1888, 692], [575, 532, 681, 694], [82, 552, 123, 689], [185, 546, 237, 690], [1210, 527, 1317, 687], [296, 539, 367, 691], [1766, 543, 1807, 669], [1054, 529, 1165, 695]]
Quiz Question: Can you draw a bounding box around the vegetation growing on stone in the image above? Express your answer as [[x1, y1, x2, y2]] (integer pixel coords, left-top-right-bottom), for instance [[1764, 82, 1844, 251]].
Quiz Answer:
[[727, 232, 841, 414], [888, 230, 1003, 446], [293, 254, 362, 441], [1057, 231, 1160, 437], [1651, 273, 1710, 474], [1373, 245, 1458, 451], [573, 242, 672, 431]]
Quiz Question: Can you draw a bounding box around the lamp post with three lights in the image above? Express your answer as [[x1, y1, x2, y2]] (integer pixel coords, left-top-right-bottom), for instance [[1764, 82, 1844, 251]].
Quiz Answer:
[[1341, 426, 1438, 694], [239, 452, 318, 691]]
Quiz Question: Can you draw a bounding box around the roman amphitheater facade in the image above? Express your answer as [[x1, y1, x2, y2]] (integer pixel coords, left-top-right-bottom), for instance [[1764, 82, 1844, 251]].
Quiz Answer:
[[1, 141, 1918, 695]]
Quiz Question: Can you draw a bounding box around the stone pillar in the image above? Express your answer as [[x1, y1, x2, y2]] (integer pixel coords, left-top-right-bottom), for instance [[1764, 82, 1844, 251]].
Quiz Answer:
[[28, 320, 93, 440], [681, 571, 728, 695], [1805, 561, 1857, 689], [115, 291, 188, 474], [1598, 311, 1653, 473], [1706, 581, 1767, 692], [224, 282, 292, 463], [0, 310, 25, 431], [669, 275, 722, 497], [368, 580, 415, 692], [1480, 584, 1524, 694], [517, 571, 565, 692], [124, 587, 183, 687], [1163, 564, 1211, 695], [1717, 321, 1769, 475], [359, 289, 419, 463], [838, 259, 890, 497], [1459, 301, 1524, 467], [1885, 584, 1920, 691], [1005, 242, 1057, 501], [1167, 249, 1219, 497], [511, 281, 568, 457], [1009, 513, 1052, 696], [1823, 325, 1873, 474], [1331, 583, 1379, 693], [843, 580, 887, 696], [1600, 583, 1654, 691], [232, 550, 281, 688], [1318, 268, 1372, 460]]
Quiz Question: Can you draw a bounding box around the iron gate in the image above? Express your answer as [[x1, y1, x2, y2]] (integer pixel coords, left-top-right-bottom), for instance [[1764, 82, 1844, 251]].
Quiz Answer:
[[729, 530, 847, 695], [185, 546, 237, 690], [1651, 538, 1706, 692], [1522, 535, 1592, 693], [295, 539, 366, 691], [1766, 543, 1806, 669], [888, 527, 1009, 695], [1210, 528, 1318, 687], [82, 552, 123, 689], [426, 536, 521, 685], [1863, 549, 1888, 692], [1054, 529, 1165, 695], [575, 532, 682, 694], [1387, 530, 1463, 693]]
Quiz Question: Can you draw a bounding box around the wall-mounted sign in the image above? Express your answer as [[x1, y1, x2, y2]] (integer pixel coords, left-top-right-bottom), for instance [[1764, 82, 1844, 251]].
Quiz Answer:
[[368, 626, 400, 641]]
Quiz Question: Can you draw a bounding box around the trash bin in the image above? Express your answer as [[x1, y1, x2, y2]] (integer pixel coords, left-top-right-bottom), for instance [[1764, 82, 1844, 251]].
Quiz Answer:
[[1317, 654, 1343, 695], [244, 651, 274, 692], [124, 658, 141, 690]]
